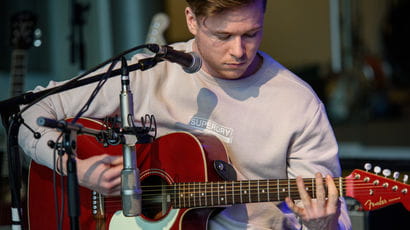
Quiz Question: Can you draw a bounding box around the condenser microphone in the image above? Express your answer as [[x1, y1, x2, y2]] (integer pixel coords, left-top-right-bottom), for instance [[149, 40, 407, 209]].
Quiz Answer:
[[119, 57, 142, 217], [148, 44, 202, 73]]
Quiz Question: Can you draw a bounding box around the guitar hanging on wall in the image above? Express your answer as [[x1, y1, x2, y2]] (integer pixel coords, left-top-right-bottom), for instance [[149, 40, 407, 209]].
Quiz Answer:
[[9, 11, 38, 97], [27, 118, 410, 230], [1, 11, 38, 176], [0, 10, 38, 225], [145, 12, 170, 46]]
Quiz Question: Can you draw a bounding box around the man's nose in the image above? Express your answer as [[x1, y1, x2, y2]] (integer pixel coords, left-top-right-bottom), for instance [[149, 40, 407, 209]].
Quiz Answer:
[[230, 36, 245, 60]]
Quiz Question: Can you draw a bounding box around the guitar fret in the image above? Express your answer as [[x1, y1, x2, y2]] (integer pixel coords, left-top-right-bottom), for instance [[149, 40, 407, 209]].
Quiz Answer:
[[203, 182, 207, 207], [257, 180, 260, 202], [278, 180, 288, 201], [243, 180, 249, 203], [198, 182, 201, 207], [210, 182, 214, 206], [13, 65, 25, 69], [312, 178, 315, 199], [191, 182, 194, 207], [183, 183, 186, 208], [187, 183, 190, 207], [175, 183, 177, 208], [178, 183, 181, 208], [288, 178, 291, 198], [231, 181, 235, 204], [217, 182, 225, 205], [181, 183, 184, 208], [186, 183, 190, 207], [248, 180, 251, 203], [10, 50, 27, 97], [224, 181, 227, 205], [267, 180, 270, 202], [196, 183, 200, 207], [172, 184, 174, 207], [277, 179, 280, 201], [192, 182, 196, 207], [204, 182, 208, 207], [217, 181, 220, 205], [214, 182, 218, 206], [259, 180, 268, 202], [240, 181, 243, 203], [192, 183, 196, 207]]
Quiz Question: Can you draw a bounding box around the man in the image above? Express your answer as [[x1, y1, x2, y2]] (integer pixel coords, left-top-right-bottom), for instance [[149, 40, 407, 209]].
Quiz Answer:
[[19, 0, 351, 229]]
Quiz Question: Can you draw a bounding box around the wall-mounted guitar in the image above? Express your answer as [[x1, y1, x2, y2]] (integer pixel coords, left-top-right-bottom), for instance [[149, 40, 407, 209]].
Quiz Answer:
[[10, 11, 39, 97], [145, 12, 170, 46], [0, 10, 39, 226], [27, 118, 410, 229]]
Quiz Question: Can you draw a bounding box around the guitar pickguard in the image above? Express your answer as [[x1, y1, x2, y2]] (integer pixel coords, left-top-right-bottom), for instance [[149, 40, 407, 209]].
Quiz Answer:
[[109, 209, 179, 230]]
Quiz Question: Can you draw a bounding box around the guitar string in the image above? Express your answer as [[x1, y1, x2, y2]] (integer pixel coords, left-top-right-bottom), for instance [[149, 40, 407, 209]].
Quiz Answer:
[[100, 178, 405, 193], [101, 191, 402, 204], [97, 179, 405, 198], [99, 188, 392, 204], [101, 193, 405, 213], [100, 185, 406, 212], [97, 179, 407, 210]]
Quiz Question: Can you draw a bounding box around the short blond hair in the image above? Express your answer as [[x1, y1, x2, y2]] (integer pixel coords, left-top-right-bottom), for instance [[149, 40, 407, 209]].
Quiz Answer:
[[186, 0, 267, 18]]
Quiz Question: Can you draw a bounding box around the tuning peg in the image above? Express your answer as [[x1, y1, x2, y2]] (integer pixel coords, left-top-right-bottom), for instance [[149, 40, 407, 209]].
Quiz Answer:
[[374, 166, 381, 175], [404, 175, 408, 184], [393, 171, 400, 181], [364, 163, 372, 172], [382, 169, 391, 177]]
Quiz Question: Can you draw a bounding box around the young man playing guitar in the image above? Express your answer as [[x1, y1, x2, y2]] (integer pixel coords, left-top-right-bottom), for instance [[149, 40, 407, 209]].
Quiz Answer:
[[19, 0, 351, 229]]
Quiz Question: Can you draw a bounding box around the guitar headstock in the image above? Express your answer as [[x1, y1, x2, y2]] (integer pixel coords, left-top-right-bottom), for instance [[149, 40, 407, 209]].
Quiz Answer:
[[145, 13, 170, 46], [10, 11, 38, 50], [345, 166, 410, 211]]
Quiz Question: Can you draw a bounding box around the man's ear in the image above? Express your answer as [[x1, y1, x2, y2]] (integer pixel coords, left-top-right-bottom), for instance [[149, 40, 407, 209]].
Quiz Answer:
[[185, 7, 198, 35]]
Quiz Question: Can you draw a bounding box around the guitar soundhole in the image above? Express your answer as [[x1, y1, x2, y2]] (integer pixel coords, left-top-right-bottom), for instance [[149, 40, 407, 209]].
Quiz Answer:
[[141, 175, 171, 220]]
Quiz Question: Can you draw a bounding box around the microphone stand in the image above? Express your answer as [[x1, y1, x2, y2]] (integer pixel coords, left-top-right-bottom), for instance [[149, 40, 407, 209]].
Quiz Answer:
[[1, 109, 25, 230], [0, 57, 162, 112], [36, 117, 122, 230], [62, 125, 80, 230], [0, 46, 162, 229]]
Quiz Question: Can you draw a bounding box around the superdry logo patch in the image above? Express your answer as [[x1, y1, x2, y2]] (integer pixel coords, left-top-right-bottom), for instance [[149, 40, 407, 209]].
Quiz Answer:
[[188, 117, 233, 143]]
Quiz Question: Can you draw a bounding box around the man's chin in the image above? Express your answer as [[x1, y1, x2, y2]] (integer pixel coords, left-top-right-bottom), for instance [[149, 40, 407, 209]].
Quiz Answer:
[[216, 73, 247, 80], [219, 69, 252, 80]]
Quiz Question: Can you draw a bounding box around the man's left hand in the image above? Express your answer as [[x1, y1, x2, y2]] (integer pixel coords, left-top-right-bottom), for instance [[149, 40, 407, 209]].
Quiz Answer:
[[285, 173, 340, 230]]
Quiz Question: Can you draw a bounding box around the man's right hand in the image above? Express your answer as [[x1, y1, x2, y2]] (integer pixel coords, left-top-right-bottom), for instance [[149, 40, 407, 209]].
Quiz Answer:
[[76, 154, 123, 196]]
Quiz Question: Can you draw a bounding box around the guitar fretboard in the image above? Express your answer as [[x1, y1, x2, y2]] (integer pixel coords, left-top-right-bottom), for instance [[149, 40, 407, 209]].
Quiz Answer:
[[10, 49, 27, 96], [171, 178, 344, 209]]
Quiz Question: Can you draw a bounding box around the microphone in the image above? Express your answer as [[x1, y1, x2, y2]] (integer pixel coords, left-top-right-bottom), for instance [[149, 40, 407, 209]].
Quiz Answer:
[[37, 117, 83, 132], [148, 44, 202, 73], [119, 57, 142, 217]]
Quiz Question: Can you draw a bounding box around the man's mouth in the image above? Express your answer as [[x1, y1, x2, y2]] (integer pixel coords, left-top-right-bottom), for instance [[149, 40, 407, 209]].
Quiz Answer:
[[225, 62, 246, 68]]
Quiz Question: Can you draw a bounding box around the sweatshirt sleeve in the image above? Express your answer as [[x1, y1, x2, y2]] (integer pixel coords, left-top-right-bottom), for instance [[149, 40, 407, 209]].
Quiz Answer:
[[286, 102, 352, 229], [18, 70, 122, 169]]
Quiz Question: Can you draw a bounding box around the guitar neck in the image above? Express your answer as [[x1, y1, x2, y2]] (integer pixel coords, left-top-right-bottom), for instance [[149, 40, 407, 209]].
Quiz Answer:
[[10, 49, 28, 96], [171, 178, 344, 208], [1, 50, 28, 176]]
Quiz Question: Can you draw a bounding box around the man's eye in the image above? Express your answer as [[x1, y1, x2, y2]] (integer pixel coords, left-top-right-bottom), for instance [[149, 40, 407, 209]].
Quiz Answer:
[[216, 34, 230, 40], [245, 32, 257, 38]]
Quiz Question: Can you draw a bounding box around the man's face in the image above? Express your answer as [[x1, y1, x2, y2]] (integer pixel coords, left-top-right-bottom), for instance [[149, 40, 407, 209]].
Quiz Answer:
[[185, 0, 265, 80]]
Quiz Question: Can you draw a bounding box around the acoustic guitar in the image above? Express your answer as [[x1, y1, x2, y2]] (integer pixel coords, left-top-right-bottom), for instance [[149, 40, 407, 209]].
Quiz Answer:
[[27, 118, 410, 229], [1, 10, 37, 178], [0, 11, 37, 226]]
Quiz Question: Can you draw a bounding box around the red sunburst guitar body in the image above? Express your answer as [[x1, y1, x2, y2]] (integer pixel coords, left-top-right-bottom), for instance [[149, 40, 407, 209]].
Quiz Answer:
[[28, 118, 227, 230]]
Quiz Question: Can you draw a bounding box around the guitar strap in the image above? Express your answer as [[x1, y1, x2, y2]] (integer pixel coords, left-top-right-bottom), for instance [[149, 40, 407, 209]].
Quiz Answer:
[[213, 160, 237, 181]]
